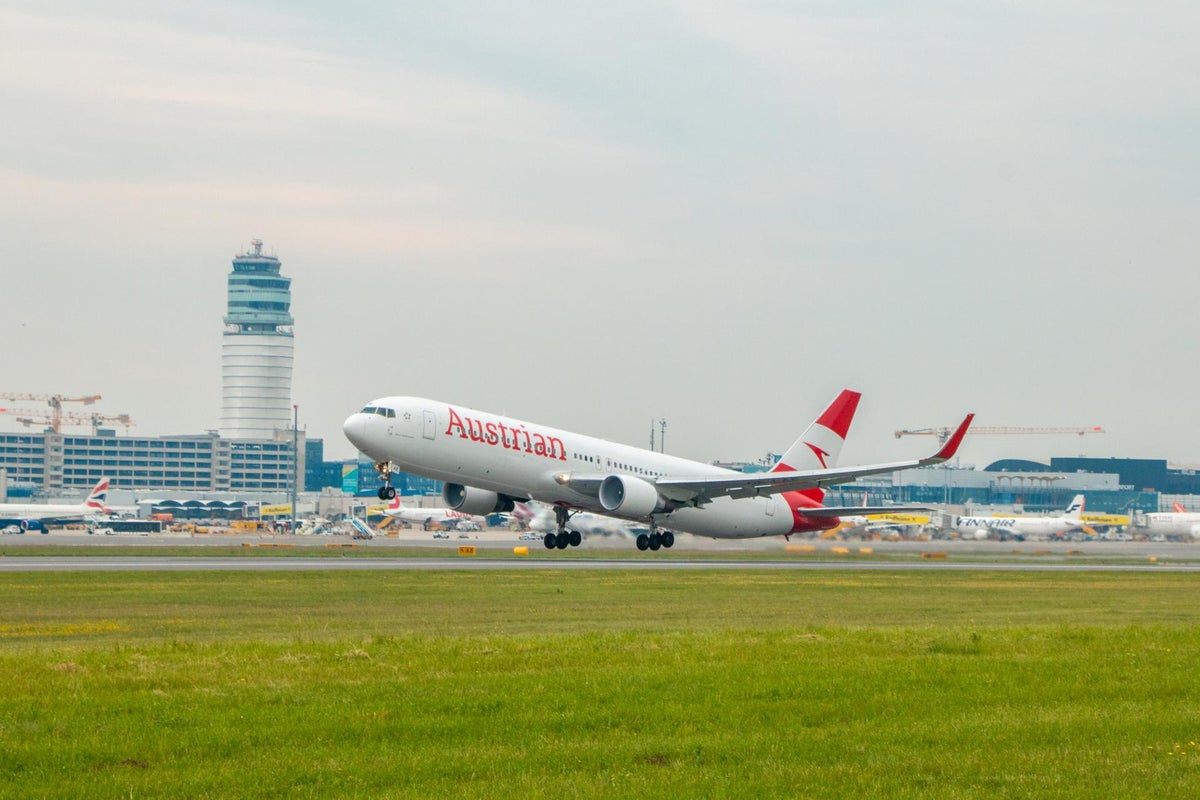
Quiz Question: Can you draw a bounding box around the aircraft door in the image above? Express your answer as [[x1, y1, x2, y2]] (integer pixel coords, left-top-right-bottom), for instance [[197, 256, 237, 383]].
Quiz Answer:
[[423, 410, 436, 440]]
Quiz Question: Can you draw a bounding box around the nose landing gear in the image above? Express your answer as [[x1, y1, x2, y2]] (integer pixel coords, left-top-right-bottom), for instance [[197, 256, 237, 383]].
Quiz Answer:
[[374, 462, 397, 501]]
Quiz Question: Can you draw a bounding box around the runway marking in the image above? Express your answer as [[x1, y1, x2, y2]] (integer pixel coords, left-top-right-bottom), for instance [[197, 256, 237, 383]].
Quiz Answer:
[[1, 557, 1198, 573]]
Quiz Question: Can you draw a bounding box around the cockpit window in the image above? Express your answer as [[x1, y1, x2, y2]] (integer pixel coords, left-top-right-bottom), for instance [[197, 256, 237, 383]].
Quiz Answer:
[[360, 406, 395, 418]]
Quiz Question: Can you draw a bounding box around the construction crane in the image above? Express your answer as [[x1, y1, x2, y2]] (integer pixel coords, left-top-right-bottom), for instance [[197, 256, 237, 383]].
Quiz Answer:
[[0, 393, 101, 433], [0, 409, 135, 435], [895, 425, 1105, 446]]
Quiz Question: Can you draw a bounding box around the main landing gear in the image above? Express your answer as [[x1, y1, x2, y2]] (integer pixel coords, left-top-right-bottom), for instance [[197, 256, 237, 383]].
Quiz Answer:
[[543, 506, 583, 550], [375, 462, 397, 501], [635, 527, 675, 552]]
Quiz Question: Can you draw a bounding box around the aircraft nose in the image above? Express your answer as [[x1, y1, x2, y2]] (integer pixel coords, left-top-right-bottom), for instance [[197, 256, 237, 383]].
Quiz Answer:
[[343, 414, 367, 450]]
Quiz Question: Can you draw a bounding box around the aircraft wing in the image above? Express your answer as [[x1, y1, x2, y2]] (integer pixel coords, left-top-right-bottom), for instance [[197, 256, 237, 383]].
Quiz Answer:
[[654, 414, 973, 505], [782, 504, 936, 518], [555, 414, 973, 507]]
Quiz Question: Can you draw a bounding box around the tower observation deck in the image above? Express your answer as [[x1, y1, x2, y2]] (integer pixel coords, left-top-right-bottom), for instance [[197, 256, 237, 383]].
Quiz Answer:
[[220, 239, 294, 439]]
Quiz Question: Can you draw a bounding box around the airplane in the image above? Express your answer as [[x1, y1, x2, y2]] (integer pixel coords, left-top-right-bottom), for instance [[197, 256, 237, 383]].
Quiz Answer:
[[822, 493, 930, 539], [343, 391, 973, 552], [0, 479, 111, 531], [1138, 502, 1200, 540], [952, 495, 1088, 541], [380, 494, 485, 530]]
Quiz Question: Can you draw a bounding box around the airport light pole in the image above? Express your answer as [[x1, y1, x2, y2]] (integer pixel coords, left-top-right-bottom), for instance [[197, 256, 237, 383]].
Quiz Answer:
[[292, 404, 299, 536]]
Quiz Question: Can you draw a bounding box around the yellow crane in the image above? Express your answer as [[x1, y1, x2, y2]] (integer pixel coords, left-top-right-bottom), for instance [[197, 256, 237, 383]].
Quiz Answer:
[[895, 425, 1105, 446], [0, 393, 101, 433]]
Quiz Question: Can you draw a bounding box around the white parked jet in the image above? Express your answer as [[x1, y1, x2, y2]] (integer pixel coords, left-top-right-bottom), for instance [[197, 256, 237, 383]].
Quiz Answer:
[[513, 501, 642, 539], [0, 479, 111, 531], [381, 495, 486, 530], [953, 495, 1088, 541], [1140, 503, 1200, 540], [343, 391, 972, 552]]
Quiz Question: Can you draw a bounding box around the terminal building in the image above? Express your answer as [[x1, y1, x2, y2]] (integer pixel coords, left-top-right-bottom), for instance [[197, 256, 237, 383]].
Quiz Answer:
[[0, 429, 305, 494]]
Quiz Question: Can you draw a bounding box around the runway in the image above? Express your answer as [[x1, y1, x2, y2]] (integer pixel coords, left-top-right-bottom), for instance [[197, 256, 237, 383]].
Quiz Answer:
[[2, 556, 1198, 572]]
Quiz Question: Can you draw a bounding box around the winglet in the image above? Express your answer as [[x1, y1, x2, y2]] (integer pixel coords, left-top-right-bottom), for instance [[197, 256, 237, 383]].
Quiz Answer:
[[926, 414, 974, 464]]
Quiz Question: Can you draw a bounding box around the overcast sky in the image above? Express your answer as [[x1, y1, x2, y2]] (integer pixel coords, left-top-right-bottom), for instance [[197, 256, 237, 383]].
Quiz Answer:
[[3, 1, 1198, 469]]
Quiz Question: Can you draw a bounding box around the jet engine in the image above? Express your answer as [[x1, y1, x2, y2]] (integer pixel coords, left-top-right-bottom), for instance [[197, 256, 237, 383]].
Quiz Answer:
[[598, 475, 670, 518], [442, 483, 518, 515]]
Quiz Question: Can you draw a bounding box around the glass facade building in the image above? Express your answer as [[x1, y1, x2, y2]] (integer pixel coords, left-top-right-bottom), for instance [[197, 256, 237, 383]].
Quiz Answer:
[[0, 431, 303, 493]]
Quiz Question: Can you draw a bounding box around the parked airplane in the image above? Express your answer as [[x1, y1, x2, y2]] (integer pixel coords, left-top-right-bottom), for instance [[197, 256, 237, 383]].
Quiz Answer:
[[381, 494, 485, 530], [513, 501, 642, 538], [343, 391, 972, 552], [0, 479, 110, 531], [1139, 503, 1200, 540], [825, 493, 930, 539], [953, 495, 1088, 541]]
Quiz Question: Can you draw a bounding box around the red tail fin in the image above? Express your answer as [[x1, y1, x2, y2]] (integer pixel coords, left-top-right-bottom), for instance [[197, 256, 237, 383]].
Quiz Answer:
[[771, 390, 862, 504], [771, 390, 861, 473]]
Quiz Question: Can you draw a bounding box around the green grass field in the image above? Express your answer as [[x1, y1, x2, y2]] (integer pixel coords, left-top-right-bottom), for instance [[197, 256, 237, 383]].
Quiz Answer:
[[2, 568, 1198, 798]]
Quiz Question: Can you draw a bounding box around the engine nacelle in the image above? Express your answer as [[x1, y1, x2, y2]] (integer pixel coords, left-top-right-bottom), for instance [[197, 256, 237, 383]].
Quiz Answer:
[[442, 484, 518, 516], [598, 475, 669, 518]]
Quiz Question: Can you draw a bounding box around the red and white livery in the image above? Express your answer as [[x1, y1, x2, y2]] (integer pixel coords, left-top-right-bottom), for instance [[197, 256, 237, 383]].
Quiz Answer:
[[0, 479, 111, 532], [381, 495, 485, 530], [343, 392, 972, 552]]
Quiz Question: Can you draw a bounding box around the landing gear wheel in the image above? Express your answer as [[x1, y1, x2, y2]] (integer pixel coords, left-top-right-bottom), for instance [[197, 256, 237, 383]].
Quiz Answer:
[[375, 462, 396, 501], [648, 532, 662, 551], [555, 531, 570, 550], [543, 533, 557, 550], [569, 530, 582, 547], [636, 533, 650, 551], [661, 530, 674, 549]]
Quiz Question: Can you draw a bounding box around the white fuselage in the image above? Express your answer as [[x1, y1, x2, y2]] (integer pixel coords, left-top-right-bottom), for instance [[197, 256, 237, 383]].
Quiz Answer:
[[344, 397, 802, 540], [1141, 512, 1200, 539], [384, 506, 483, 528], [0, 500, 103, 526], [953, 515, 1082, 541], [526, 508, 639, 537]]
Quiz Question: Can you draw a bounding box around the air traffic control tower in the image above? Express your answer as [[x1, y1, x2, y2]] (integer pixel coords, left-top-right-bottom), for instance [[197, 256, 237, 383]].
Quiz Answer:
[[220, 239, 294, 439]]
